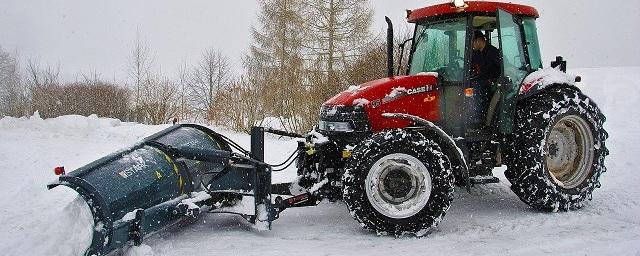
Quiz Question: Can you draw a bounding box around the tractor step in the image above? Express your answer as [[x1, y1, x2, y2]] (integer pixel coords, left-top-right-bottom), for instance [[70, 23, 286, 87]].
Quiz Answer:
[[470, 175, 500, 184]]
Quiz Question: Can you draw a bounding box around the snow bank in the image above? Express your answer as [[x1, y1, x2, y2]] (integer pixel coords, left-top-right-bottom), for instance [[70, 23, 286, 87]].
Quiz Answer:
[[1, 67, 638, 256], [56, 193, 95, 255], [0, 112, 168, 143], [3, 187, 94, 255], [0, 112, 120, 132]]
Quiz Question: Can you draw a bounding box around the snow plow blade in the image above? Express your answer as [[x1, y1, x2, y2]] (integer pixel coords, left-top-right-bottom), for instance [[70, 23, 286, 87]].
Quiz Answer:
[[47, 124, 275, 256]]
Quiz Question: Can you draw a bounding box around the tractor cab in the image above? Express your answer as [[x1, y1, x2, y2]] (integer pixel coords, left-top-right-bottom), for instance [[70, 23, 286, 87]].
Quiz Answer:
[[318, 1, 546, 176], [404, 1, 542, 138]]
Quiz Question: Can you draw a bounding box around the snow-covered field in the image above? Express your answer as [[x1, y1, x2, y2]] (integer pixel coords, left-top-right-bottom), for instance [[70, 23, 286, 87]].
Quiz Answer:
[[1, 67, 639, 255]]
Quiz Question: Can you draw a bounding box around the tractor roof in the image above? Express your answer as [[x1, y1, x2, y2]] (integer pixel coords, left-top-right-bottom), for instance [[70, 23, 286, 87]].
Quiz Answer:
[[408, 1, 539, 23]]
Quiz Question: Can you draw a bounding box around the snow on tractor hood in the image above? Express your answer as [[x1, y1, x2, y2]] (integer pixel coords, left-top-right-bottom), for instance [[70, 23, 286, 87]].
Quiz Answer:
[[324, 74, 439, 108]]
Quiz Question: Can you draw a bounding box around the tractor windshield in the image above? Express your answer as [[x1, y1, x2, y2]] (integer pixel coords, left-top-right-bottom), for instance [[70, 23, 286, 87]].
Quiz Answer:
[[409, 18, 467, 82]]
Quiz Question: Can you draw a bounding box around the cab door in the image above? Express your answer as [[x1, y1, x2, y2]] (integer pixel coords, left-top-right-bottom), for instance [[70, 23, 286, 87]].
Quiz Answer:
[[496, 9, 529, 133]]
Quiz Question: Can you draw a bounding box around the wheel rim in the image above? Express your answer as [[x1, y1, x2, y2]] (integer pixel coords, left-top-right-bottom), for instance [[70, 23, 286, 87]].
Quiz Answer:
[[366, 153, 432, 219], [545, 115, 595, 189]]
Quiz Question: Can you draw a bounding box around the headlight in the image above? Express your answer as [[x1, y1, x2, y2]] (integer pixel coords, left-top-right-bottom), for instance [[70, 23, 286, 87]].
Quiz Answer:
[[319, 120, 354, 132]]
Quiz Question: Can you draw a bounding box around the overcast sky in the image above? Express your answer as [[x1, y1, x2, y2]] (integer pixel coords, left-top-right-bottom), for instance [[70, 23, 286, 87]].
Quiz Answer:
[[1, 0, 639, 83]]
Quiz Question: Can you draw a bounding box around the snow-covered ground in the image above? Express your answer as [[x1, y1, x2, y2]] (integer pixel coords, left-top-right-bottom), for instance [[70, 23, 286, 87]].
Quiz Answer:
[[0, 67, 639, 255]]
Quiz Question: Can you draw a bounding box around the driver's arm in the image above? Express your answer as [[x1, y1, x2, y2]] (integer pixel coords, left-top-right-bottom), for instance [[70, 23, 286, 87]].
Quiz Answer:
[[486, 47, 502, 80]]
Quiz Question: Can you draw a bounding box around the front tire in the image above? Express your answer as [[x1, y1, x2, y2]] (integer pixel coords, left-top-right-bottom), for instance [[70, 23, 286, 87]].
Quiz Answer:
[[342, 129, 454, 236], [506, 86, 608, 211]]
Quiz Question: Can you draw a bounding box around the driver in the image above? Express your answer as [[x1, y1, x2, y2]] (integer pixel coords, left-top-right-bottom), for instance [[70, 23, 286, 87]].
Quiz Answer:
[[470, 31, 501, 127], [471, 30, 501, 81]]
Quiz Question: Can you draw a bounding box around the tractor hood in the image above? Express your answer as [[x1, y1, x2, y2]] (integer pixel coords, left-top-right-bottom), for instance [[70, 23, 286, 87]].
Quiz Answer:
[[325, 74, 439, 108], [323, 74, 440, 132]]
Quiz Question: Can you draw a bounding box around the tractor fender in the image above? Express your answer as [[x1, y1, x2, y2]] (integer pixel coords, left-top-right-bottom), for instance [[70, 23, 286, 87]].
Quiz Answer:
[[518, 67, 581, 100], [381, 113, 470, 192], [518, 82, 582, 101]]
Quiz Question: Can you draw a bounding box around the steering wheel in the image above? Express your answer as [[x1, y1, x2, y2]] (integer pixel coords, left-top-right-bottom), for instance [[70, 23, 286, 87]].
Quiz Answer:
[[445, 56, 465, 79], [452, 56, 465, 69]]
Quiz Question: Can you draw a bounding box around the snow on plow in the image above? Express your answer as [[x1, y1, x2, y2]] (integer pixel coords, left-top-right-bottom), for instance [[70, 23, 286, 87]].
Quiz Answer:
[[47, 124, 276, 255]]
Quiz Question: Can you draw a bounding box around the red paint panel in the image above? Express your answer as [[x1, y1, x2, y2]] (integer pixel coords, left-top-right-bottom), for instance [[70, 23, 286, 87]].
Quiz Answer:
[[408, 1, 539, 22], [324, 75, 440, 133], [368, 89, 440, 132]]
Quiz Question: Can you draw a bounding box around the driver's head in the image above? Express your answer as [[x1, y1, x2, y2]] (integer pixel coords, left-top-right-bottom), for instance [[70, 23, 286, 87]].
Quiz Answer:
[[473, 31, 487, 51]]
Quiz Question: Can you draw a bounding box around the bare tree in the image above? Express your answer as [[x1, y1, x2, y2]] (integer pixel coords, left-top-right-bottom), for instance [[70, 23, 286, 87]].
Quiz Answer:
[[345, 25, 413, 85], [249, 0, 309, 132], [21, 58, 61, 116], [25, 58, 60, 88], [218, 75, 267, 133], [233, 0, 378, 133], [304, 0, 373, 100], [186, 49, 232, 125], [127, 32, 154, 122], [139, 75, 179, 125], [176, 61, 192, 123], [0, 46, 29, 117]]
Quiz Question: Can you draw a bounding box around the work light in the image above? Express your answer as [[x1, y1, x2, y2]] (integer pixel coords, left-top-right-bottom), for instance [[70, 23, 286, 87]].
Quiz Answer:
[[452, 0, 466, 8]]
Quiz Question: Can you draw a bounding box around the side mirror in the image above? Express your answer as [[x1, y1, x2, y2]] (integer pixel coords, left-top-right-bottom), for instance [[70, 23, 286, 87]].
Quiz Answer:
[[551, 56, 567, 72], [397, 38, 414, 76]]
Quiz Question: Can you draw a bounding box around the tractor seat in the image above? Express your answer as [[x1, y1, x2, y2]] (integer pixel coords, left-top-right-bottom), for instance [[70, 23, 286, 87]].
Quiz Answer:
[[485, 88, 502, 128]]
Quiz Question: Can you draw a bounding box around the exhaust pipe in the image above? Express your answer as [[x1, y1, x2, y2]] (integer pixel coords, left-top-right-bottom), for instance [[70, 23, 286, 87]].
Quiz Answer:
[[386, 16, 394, 78]]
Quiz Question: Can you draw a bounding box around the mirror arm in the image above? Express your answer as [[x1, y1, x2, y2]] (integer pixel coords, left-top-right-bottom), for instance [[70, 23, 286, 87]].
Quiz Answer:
[[397, 38, 414, 76]]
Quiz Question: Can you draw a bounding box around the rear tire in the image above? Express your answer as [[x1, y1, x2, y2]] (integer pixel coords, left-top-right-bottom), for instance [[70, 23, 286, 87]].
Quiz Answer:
[[506, 86, 608, 211], [342, 129, 454, 236]]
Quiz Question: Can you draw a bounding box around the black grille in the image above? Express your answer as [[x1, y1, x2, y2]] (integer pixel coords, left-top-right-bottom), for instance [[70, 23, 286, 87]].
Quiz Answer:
[[319, 105, 370, 144]]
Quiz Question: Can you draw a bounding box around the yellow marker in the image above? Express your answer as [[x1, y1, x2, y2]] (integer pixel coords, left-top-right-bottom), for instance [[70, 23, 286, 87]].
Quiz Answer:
[[342, 150, 352, 158], [155, 170, 163, 179], [306, 148, 316, 155], [157, 148, 184, 193]]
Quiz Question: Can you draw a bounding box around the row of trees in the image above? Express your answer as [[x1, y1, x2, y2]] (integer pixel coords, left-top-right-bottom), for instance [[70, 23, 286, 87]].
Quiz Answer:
[[0, 39, 236, 126], [239, 0, 386, 132], [1, 0, 404, 133]]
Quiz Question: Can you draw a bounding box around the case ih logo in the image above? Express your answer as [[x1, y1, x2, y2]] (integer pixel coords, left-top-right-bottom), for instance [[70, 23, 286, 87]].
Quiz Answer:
[[373, 85, 434, 108], [407, 85, 433, 95]]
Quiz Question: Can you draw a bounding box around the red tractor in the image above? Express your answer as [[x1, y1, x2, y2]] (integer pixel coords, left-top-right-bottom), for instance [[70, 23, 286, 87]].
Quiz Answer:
[[49, 2, 609, 254], [289, 0, 608, 236]]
